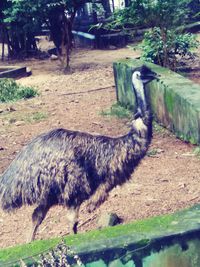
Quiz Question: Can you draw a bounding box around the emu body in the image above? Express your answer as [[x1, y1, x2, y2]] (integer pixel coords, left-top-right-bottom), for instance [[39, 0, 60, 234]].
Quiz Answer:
[[0, 65, 157, 242]]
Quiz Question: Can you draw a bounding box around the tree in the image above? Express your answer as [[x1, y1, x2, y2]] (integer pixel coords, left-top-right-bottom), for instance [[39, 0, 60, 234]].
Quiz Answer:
[[188, 0, 200, 21], [101, 0, 112, 17], [0, 0, 11, 60], [106, 0, 191, 31], [1, 0, 113, 70], [1, 0, 42, 58], [2, 0, 84, 69], [105, 0, 199, 70], [45, 1, 85, 72]]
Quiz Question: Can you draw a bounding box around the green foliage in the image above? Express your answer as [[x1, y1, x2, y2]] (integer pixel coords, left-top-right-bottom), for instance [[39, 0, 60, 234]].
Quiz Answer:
[[2, 0, 42, 57], [193, 146, 200, 157], [101, 102, 132, 118], [105, 0, 199, 70], [17, 87, 38, 100], [24, 112, 48, 123], [106, 0, 191, 31], [140, 28, 199, 70], [188, 0, 200, 21], [1, 0, 88, 60], [0, 78, 38, 102]]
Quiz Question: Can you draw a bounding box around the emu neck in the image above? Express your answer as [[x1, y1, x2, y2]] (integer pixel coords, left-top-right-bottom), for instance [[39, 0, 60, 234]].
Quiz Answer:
[[132, 78, 147, 113]]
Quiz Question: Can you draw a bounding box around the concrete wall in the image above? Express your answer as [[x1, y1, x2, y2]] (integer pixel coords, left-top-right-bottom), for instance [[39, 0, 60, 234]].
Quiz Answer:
[[81, 239, 200, 267], [2, 206, 200, 267], [113, 59, 200, 144]]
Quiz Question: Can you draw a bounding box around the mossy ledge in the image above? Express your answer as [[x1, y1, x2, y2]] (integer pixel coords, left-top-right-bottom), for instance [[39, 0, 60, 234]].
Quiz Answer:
[[1, 205, 200, 266], [113, 59, 200, 145]]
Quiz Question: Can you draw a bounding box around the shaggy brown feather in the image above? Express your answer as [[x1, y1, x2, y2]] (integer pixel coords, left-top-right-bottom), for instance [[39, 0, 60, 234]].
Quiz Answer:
[[0, 65, 157, 242]]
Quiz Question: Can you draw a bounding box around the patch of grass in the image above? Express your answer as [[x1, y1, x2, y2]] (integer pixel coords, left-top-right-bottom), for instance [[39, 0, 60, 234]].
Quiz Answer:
[[1, 112, 48, 125], [196, 33, 200, 43], [147, 148, 159, 157], [153, 122, 173, 139], [153, 121, 165, 133], [0, 78, 38, 103], [193, 146, 200, 158], [100, 102, 132, 119], [24, 112, 48, 123]]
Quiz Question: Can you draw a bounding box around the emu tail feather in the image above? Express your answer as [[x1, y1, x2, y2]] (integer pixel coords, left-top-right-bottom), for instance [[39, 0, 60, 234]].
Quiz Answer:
[[0, 173, 23, 212], [0, 138, 43, 212], [0, 171, 39, 212]]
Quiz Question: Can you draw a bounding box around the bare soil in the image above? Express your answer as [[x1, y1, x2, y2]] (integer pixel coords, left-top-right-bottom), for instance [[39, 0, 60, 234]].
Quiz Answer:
[[0, 46, 200, 249]]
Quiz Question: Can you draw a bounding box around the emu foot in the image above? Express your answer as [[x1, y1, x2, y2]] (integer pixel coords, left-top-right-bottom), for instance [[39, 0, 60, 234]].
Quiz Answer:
[[26, 228, 36, 244], [73, 222, 78, 234]]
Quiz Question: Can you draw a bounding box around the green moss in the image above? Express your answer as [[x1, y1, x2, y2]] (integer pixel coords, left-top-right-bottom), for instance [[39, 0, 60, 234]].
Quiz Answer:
[[164, 90, 174, 114], [188, 137, 197, 145], [193, 146, 200, 157], [0, 212, 179, 264], [1, 205, 200, 265], [114, 58, 200, 145], [0, 238, 60, 264]]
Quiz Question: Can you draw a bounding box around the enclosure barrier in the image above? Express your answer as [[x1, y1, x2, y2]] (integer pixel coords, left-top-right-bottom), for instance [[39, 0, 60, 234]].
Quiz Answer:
[[113, 59, 200, 145], [0, 66, 28, 78], [1, 205, 200, 266]]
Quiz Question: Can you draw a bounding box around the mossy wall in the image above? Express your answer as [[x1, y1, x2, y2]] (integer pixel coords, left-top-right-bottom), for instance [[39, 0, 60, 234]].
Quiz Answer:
[[1, 206, 200, 266], [113, 59, 200, 144]]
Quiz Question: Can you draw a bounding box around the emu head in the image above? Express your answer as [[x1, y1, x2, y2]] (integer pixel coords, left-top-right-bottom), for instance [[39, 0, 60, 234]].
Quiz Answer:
[[132, 65, 158, 117]]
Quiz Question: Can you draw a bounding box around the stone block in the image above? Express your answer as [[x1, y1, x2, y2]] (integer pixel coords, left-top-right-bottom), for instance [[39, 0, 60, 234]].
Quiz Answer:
[[113, 59, 200, 144]]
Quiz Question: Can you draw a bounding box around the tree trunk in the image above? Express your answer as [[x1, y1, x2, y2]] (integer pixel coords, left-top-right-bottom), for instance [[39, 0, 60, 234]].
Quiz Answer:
[[111, 0, 115, 12], [1, 26, 5, 61], [101, 0, 112, 18], [48, 6, 75, 72], [124, 0, 130, 7]]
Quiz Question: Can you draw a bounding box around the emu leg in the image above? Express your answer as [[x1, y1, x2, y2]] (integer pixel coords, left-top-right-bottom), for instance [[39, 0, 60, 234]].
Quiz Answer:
[[67, 207, 80, 234], [87, 183, 109, 212], [28, 204, 50, 243]]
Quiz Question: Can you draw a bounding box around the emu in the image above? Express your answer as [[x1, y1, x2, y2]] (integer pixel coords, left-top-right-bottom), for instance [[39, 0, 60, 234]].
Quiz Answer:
[[0, 65, 157, 242]]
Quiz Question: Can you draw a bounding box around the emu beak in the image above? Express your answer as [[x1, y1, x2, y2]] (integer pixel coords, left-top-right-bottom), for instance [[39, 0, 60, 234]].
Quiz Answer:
[[141, 71, 159, 84]]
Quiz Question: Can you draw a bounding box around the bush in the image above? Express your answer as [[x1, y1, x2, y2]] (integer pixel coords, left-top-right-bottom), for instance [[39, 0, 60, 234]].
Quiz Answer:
[[140, 27, 199, 70], [0, 78, 38, 102]]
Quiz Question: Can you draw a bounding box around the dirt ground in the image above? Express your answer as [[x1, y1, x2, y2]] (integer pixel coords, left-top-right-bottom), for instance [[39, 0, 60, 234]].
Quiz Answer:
[[0, 46, 200, 249]]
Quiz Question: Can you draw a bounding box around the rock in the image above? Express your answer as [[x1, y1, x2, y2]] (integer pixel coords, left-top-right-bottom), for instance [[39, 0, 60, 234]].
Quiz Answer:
[[108, 45, 117, 50], [26, 67, 32, 76], [50, 54, 58, 60], [0, 109, 3, 113], [9, 118, 17, 124], [97, 213, 121, 229], [69, 99, 79, 103], [92, 121, 103, 128], [7, 106, 16, 112], [15, 121, 25, 126]]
